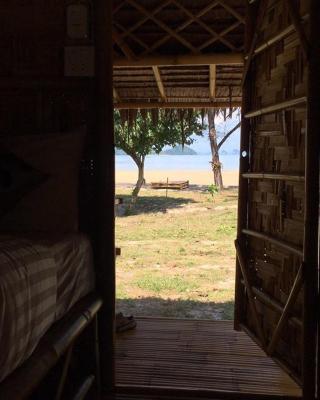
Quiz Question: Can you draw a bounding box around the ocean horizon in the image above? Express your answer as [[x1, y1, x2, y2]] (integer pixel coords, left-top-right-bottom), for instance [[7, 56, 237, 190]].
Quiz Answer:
[[116, 154, 240, 172]]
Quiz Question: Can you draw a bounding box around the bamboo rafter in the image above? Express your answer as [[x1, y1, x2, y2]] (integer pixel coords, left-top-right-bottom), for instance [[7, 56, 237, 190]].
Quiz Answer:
[[209, 65, 216, 100], [113, 88, 121, 102], [113, 27, 136, 60], [126, 0, 198, 53], [141, 1, 220, 56], [114, 0, 245, 57], [113, 1, 245, 106], [216, 0, 245, 24], [199, 21, 243, 52], [170, 0, 237, 51], [115, 0, 173, 48], [114, 22, 150, 52], [152, 66, 166, 101]]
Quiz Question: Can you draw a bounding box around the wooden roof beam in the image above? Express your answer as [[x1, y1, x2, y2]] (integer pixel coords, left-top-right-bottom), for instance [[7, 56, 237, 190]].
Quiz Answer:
[[112, 27, 135, 60], [216, 0, 245, 24], [142, 1, 220, 56], [114, 53, 243, 67], [114, 101, 242, 109], [127, 0, 198, 53], [209, 65, 216, 99], [152, 66, 166, 101], [171, 0, 236, 52]]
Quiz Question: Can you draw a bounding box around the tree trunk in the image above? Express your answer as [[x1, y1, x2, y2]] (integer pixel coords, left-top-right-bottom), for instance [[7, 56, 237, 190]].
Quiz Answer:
[[132, 155, 145, 199], [208, 110, 223, 190]]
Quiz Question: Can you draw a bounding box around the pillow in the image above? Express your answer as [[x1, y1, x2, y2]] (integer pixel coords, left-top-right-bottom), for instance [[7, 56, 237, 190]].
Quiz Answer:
[[0, 153, 48, 217], [0, 129, 85, 233]]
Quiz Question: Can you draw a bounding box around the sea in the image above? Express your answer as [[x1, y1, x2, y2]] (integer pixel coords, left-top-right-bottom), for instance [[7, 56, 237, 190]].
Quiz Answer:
[[116, 154, 240, 172]]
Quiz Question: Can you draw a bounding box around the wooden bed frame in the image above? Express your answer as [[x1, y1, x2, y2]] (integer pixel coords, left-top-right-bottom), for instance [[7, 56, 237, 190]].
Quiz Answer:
[[0, 294, 103, 400]]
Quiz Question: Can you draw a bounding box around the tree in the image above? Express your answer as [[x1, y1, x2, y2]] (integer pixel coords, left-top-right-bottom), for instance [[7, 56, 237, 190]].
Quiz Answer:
[[207, 109, 241, 191], [114, 109, 204, 199]]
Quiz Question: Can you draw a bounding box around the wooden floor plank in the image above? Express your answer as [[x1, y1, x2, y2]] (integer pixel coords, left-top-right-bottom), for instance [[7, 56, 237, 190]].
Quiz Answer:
[[115, 319, 301, 398]]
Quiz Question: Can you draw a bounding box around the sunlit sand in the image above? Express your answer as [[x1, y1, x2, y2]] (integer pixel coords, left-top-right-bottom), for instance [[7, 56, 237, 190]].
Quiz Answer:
[[116, 169, 239, 187]]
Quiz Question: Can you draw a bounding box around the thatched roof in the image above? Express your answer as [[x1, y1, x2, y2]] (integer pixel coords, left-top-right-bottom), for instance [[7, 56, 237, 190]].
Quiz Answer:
[[112, 0, 246, 109]]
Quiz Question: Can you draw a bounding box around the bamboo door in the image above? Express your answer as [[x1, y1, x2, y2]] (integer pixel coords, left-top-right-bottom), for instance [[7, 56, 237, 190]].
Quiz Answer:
[[234, 1, 319, 399]]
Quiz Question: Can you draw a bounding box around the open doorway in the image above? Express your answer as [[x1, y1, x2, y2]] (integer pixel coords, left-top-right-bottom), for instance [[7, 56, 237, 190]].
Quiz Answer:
[[115, 109, 241, 321]]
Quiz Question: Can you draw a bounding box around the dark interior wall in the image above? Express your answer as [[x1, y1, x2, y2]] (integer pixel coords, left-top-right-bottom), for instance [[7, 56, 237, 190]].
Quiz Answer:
[[0, 1, 116, 389], [0, 1, 101, 233], [0, 1, 95, 136]]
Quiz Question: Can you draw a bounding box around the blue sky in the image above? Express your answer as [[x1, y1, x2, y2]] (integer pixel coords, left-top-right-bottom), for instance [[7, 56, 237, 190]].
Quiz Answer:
[[189, 115, 241, 154]]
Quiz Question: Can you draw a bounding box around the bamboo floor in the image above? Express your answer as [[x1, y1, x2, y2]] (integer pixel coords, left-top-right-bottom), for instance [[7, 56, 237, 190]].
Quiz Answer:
[[114, 318, 302, 399]]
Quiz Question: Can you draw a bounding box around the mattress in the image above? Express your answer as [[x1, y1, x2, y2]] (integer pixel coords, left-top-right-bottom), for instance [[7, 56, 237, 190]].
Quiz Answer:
[[0, 233, 95, 383]]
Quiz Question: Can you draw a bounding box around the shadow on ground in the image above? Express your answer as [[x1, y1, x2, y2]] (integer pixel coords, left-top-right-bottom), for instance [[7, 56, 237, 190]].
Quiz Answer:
[[116, 297, 234, 320], [117, 194, 197, 216]]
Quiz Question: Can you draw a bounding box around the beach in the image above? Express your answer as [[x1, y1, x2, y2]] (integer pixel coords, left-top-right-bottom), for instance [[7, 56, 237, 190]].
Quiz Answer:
[[116, 169, 239, 187]]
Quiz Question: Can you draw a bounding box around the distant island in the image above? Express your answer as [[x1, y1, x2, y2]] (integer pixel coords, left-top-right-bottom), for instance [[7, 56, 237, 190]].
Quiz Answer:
[[116, 145, 197, 156], [161, 145, 197, 155], [116, 146, 239, 156]]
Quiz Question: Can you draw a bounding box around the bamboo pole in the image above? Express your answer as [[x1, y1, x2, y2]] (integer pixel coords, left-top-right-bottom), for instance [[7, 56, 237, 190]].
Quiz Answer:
[[302, 1, 320, 398], [242, 229, 303, 257], [95, 0, 116, 391], [240, 280, 302, 328], [244, 15, 309, 59], [242, 173, 305, 182], [72, 376, 95, 400], [268, 264, 304, 355], [55, 345, 74, 400], [244, 97, 307, 118]]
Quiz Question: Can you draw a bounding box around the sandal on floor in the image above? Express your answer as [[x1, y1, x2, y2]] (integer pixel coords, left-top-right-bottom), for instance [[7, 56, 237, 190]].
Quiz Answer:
[[116, 312, 137, 333]]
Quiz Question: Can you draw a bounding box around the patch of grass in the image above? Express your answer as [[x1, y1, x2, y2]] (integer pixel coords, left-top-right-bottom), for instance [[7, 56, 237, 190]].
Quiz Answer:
[[216, 223, 236, 236], [116, 186, 238, 320], [135, 274, 198, 293]]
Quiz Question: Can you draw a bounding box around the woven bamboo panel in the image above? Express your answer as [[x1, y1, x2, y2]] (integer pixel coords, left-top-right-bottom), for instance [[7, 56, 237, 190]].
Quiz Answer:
[[241, 0, 309, 379]]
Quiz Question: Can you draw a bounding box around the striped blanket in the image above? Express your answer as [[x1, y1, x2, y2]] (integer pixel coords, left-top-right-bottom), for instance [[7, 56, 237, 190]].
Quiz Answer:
[[0, 234, 95, 382]]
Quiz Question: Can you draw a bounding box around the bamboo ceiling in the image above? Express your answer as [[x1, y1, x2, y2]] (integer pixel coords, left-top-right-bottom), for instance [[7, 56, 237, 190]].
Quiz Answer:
[[112, 0, 246, 109]]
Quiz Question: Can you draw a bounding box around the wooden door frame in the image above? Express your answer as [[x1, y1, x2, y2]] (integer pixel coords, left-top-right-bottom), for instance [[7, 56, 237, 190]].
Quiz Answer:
[[95, 0, 116, 392], [303, 1, 320, 399]]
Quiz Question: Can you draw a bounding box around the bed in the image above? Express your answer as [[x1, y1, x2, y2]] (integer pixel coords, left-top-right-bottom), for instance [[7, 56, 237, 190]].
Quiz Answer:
[[0, 233, 95, 384]]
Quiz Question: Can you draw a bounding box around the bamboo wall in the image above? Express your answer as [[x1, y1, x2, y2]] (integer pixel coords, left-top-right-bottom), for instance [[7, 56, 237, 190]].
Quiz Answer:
[[0, 1, 95, 135], [237, 0, 310, 381], [0, 1, 116, 388], [0, 1, 99, 231]]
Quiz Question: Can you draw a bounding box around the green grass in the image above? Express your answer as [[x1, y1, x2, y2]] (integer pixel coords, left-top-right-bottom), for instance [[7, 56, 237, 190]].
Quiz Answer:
[[116, 186, 238, 320], [135, 274, 198, 293]]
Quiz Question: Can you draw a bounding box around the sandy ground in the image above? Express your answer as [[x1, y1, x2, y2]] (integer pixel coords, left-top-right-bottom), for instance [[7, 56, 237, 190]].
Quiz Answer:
[[116, 169, 239, 187]]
